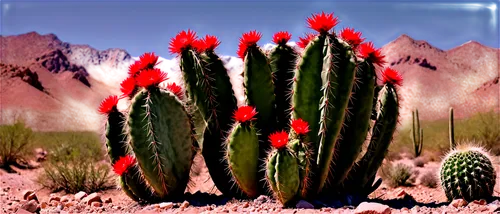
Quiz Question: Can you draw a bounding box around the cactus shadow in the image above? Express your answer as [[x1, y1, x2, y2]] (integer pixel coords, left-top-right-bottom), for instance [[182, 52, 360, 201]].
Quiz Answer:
[[178, 192, 232, 206], [313, 194, 449, 209]]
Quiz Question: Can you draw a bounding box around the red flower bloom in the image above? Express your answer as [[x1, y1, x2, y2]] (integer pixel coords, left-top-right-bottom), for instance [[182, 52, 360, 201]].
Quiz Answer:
[[202, 35, 221, 52], [272, 31, 291, 45], [120, 76, 136, 98], [339, 27, 365, 48], [357, 42, 386, 67], [233, 105, 257, 123], [269, 131, 289, 149], [237, 30, 262, 59], [381, 67, 403, 86], [306, 12, 339, 34], [98, 95, 119, 115], [291, 118, 310, 135], [169, 29, 198, 55], [139, 52, 160, 69], [113, 155, 136, 176], [135, 68, 169, 88], [128, 60, 142, 76], [192, 39, 206, 53], [297, 33, 316, 49], [167, 82, 183, 99]]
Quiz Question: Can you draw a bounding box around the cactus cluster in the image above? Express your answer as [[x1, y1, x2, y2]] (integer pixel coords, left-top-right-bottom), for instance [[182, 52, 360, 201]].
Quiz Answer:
[[439, 146, 496, 202], [99, 11, 404, 206]]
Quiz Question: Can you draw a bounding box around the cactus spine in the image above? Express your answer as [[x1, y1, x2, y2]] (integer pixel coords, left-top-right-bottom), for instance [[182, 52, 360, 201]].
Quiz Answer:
[[411, 109, 423, 157], [439, 146, 496, 202], [449, 107, 456, 150]]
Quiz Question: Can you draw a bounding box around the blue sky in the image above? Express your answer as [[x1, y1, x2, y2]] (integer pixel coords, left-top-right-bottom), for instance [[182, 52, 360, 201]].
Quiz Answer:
[[0, 0, 498, 57]]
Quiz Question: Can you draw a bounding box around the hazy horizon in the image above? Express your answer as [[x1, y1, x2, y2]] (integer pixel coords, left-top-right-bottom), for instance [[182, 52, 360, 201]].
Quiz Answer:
[[1, 0, 498, 57]]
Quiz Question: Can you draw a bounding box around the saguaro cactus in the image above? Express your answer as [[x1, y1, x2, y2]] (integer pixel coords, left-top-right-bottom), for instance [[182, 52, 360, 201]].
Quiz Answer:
[[411, 109, 424, 157]]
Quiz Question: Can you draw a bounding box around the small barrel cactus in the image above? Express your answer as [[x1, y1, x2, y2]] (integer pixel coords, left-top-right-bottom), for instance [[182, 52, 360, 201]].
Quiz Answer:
[[439, 145, 497, 202]]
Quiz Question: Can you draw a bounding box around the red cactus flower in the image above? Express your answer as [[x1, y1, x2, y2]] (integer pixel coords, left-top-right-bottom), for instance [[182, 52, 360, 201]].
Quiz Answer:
[[113, 155, 136, 176], [98, 95, 119, 115], [202, 35, 221, 52], [192, 39, 206, 53], [139, 52, 160, 69], [291, 118, 310, 135], [120, 76, 136, 98], [233, 105, 257, 123], [269, 131, 289, 149], [169, 29, 198, 55], [381, 67, 403, 86], [357, 42, 386, 67], [306, 12, 339, 34], [339, 27, 365, 48], [237, 30, 262, 59], [128, 60, 143, 76], [297, 33, 316, 49], [272, 31, 292, 45], [135, 68, 169, 88], [167, 82, 183, 99]]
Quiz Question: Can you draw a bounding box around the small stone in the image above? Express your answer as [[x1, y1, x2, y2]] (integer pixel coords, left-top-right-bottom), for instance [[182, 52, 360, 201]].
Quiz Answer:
[[22, 190, 35, 201], [41, 202, 48, 209], [180, 201, 189, 208], [26, 193, 38, 202], [65, 201, 75, 207], [91, 202, 102, 207], [49, 196, 61, 202], [321, 207, 332, 212], [159, 202, 174, 209], [472, 199, 487, 205], [354, 202, 391, 214], [82, 193, 102, 205], [20, 200, 39, 213], [74, 191, 87, 201], [60, 195, 71, 202], [254, 195, 270, 204], [242, 202, 249, 208], [450, 199, 468, 208], [296, 200, 314, 209], [104, 198, 112, 203], [397, 189, 407, 197]]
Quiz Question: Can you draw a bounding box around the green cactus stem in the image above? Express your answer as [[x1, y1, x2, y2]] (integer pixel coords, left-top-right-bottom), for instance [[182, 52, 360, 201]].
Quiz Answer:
[[327, 59, 376, 188], [269, 31, 299, 131], [226, 106, 260, 198], [128, 87, 195, 198], [411, 109, 424, 157], [449, 107, 456, 150], [440, 146, 496, 202]]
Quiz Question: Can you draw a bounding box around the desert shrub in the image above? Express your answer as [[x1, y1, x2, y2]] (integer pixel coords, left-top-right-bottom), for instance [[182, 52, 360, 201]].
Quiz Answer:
[[413, 157, 426, 167], [380, 162, 417, 188], [36, 131, 112, 193], [37, 161, 113, 194], [0, 121, 34, 172], [419, 171, 438, 188]]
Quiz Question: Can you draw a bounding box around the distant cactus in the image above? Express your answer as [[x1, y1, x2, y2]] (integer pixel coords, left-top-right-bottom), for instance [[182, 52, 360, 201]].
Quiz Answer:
[[99, 11, 403, 206], [449, 107, 456, 150], [411, 109, 424, 157], [439, 146, 496, 202]]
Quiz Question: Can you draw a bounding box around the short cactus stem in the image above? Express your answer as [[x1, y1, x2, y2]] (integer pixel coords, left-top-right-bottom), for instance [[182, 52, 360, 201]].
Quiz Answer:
[[449, 107, 456, 150], [411, 109, 424, 157]]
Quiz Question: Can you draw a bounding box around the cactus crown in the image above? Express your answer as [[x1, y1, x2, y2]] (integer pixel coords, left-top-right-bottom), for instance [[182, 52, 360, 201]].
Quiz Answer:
[[358, 42, 386, 67], [296, 33, 315, 49], [113, 155, 136, 176], [306, 11, 338, 33], [339, 27, 365, 48], [272, 31, 292, 45], [291, 118, 310, 135], [98, 95, 119, 115], [200, 35, 221, 52], [135, 68, 169, 88], [237, 30, 262, 59], [233, 106, 258, 123], [166, 83, 183, 99], [381, 67, 403, 86], [169, 29, 198, 55]]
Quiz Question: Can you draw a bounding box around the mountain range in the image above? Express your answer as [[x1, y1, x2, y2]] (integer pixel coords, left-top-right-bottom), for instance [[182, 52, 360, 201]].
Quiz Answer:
[[0, 32, 498, 133]]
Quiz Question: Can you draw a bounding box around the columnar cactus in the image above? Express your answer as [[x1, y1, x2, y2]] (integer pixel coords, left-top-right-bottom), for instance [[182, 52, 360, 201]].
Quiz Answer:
[[449, 107, 456, 150], [439, 146, 496, 202], [411, 109, 424, 157]]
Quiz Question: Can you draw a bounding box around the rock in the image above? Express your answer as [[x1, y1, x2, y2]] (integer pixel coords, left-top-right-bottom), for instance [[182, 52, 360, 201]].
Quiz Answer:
[[354, 202, 391, 214], [74, 191, 87, 201], [242, 202, 249, 208], [22, 190, 34, 201], [180, 201, 189, 209], [159, 202, 174, 209], [40, 202, 48, 209], [82, 193, 102, 205], [450, 199, 468, 208], [254, 195, 270, 204], [60, 195, 71, 202], [91, 202, 102, 207], [20, 200, 39, 213], [296, 200, 314, 209], [104, 197, 112, 203], [471, 199, 487, 205], [65, 201, 75, 207], [26, 193, 37, 202], [49, 196, 61, 202]]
